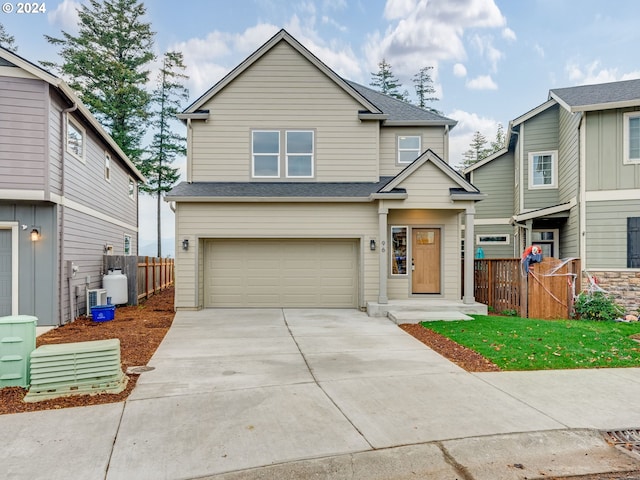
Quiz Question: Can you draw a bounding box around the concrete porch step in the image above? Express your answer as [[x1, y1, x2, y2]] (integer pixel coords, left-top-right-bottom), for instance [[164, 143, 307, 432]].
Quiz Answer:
[[388, 310, 473, 325]]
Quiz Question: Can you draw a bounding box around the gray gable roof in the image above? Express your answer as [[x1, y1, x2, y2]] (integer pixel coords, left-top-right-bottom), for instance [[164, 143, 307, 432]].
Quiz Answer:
[[550, 78, 640, 112], [346, 81, 457, 126], [166, 177, 402, 200]]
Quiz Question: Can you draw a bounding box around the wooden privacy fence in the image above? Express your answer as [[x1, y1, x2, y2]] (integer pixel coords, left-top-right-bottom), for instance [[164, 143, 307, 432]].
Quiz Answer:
[[470, 257, 581, 319], [137, 256, 174, 302]]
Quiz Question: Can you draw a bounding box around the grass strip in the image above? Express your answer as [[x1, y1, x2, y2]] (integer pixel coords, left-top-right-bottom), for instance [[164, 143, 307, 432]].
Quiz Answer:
[[422, 315, 640, 370]]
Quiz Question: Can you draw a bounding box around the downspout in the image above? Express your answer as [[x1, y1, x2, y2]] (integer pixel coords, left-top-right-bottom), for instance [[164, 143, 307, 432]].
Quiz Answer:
[[61, 102, 78, 324]]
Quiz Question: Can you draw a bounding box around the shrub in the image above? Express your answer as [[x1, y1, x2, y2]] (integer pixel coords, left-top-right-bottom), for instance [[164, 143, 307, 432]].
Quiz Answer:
[[573, 291, 624, 321], [500, 309, 518, 316]]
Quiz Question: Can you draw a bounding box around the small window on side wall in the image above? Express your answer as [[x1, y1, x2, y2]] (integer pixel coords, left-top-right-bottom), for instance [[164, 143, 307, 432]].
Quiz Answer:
[[391, 226, 408, 275], [624, 112, 640, 164], [529, 150, 557, 189], [129, 178, 135, 199], [476, 234, 510, 245], [124, 234, 132, 256], [67, 116, 85, 161], [105, 153, 111, 181], [398, 135, 421, 164]]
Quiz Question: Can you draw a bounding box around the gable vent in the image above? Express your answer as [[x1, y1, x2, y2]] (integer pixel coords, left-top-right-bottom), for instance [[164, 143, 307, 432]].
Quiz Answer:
[[24, 338, 127, 402]]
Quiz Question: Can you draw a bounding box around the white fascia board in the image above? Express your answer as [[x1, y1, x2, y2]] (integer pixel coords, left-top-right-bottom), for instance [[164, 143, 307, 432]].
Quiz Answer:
[[512, 197, 577, 222], [164, 196, 374, 203], [512, 99, 557, 126], [585, 189, 640, 201]]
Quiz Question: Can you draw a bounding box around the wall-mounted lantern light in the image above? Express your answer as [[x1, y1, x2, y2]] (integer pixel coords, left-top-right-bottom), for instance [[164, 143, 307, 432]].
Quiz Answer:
[[182, 239, 189, 251], [30, 227, 40, 242], [370, 239, 376, 251]]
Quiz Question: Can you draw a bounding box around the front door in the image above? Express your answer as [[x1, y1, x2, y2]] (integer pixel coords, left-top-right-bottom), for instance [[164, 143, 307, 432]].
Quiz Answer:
[[411, 228, 440, 294]]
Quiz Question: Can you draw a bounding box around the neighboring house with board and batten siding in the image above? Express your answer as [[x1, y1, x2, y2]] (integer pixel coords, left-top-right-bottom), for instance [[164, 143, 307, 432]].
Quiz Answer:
[[0, 47, 145, 326], [465, 78, 640, 310], [166, 29, 487, 315]]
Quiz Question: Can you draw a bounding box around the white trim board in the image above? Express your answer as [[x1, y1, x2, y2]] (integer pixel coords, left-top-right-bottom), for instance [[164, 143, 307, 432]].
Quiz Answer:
[[50, 193, 138, 232], [0, 222, 19, 315], [585, 189, 640, 202]]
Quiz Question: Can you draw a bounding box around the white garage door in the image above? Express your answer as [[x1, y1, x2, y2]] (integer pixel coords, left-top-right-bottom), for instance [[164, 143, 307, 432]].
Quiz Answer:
[[204, 239, 358, 307]]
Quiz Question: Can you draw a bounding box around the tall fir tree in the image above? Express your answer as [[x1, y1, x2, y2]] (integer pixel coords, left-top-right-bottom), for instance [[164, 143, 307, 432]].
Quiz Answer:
[[461, 131, 490, 168], [370, 59, 406, 101], [413, 66, 440, 113], [42, 0, 155, 165], [140, 51, 188, 257], [0, 23, 17, 52], [489, 123, 506, 152]]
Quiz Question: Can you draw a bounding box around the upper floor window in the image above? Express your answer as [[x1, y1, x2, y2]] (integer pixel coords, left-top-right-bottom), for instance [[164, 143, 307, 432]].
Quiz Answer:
[[251, 129, 315, 178], [67, 116, 85, 162], [397, 135, 421, 164], [529, 150, 557, 189], [624, 112, 640, 164], [105, 153, 111, 181], [124, 234, 132, 256], [128, 178, 136, 199]]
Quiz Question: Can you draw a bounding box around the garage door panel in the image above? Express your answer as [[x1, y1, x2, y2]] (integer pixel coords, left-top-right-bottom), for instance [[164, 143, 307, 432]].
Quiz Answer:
[[205, 239, 358, 308]]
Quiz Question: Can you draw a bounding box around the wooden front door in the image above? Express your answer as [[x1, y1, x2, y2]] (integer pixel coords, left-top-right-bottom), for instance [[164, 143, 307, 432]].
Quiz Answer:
[[411, 228, 441, 294]]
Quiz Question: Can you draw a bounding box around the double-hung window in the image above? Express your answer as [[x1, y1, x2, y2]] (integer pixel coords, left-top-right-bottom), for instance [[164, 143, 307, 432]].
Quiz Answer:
[[529, 150, 557, 189], [252, 131, 280, 178], [624, 112, 640, 164], [397, 135, 421, 164], [67, 116, 85, 162], [286, 131, 313, 177]]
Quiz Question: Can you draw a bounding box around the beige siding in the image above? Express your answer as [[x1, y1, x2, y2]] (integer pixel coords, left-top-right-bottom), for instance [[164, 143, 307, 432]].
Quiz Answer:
[[379, 126, 445, 176], [174, 202, 379, 308], [190, 41, 379, 182], [523, 105, 560, 210], [585, 108, 640, 191], [386, 209, 461, 300], [0, 76, 47, 190], [396, 161, 463, 209], [471, 152, 514, 219]]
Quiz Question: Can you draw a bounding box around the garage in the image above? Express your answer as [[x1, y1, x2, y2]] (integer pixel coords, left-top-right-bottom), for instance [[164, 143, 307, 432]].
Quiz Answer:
[[204, 238, 359, 307]]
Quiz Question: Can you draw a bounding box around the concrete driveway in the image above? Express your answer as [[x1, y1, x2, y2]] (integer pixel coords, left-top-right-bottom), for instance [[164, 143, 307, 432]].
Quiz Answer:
[[3, 308, 640, 480]]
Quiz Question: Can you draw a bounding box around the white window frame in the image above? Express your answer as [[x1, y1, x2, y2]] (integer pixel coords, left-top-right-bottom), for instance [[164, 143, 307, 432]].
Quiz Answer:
[[623, 112, 640, 164], [128, 178, 136, 199], [390, 225, 408, 276], [476, 234, 510, 245], [397, 135, 421, 164], [124, 234, 132, 256], [67, 116, 85, 162], [285, 130, 314, 178], [252, 130, 280, 178], [528, 150, 558, 189], [532, 229, 559, 258], [105, 153, 111, 182]]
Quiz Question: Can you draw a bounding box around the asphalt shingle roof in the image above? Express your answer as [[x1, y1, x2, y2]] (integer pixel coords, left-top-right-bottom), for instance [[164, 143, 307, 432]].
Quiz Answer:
[[346, 80, 457, 125], [166, 177, 401, 199], [550, 78, 640, 108]]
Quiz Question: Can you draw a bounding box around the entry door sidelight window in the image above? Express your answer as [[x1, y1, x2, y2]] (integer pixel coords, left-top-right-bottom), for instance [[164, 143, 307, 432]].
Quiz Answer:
[[391, 226, 408, 275]]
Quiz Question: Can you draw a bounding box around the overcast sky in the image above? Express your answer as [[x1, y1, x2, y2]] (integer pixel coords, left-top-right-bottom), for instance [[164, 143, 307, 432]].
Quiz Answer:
[[4, 0, 640, 256]]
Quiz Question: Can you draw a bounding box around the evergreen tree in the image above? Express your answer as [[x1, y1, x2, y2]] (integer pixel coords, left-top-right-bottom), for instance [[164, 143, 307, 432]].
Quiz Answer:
[[413, 66, 440, 113], [489, 123, 506, 153], [461, 131, 490, 168], [0, 23, 17, 52], [370, 58, 405, 100], [43, 0, 155, 165], [140, 51, 188, 257]]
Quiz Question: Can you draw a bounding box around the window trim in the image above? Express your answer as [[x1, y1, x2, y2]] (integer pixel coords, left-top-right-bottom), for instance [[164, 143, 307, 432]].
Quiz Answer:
[[476, 234, 510, 245], [252, 130, 280, 178], [124, 234, 132, 256], [67, 115, 86, 162], [105, 152, 111, 182], [623, 112, 640, 164], [285, 130, 314, 178], [390, 225, 408, 276], [397, 135, 422, 164], [128, 178, 136, 200], [528, 150, 558, 189]]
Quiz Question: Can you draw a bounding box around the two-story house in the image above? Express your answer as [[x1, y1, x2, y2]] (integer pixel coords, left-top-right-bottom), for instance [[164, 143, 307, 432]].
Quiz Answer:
[[0, 47, 145, 326], [465, 78, 640, 310], [166, 29, 486, 316]]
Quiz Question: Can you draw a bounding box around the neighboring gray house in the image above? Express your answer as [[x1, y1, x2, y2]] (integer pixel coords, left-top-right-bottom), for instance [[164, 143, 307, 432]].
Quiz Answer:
[[167, 29, 486, 314], [465, 78, 640, 309], [0, 47, 145, 325]]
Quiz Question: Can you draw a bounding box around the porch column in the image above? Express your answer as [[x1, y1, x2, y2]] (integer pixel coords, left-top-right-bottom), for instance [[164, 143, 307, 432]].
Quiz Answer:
[[464, 206, 475, 304], [378, 205, 389, 304]]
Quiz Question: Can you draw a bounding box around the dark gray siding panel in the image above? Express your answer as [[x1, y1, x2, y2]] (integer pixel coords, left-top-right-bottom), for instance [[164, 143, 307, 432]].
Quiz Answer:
[[0, 76, 47, 189]]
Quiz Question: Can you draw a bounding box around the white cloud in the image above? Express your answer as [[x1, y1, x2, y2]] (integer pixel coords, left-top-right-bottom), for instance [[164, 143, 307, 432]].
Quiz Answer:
[[448, 109, 502, 169], [502, 27, 516, 41], [47, 0, 81, 32], [533, 44, 545, 58], [453, 63, 467, 77], [367, 0, 507, 80], [466, 75, 498, 90], [565, 60, 640, 85], [322, 15, 348, 32], [470, 34, 503, 72]]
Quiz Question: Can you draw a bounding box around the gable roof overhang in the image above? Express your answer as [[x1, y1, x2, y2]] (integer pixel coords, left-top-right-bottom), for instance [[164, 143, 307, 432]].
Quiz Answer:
[[182, 29, 382, 117], [510, 198, 577, 224], [549, 78, 640, 113], [379, 149, 486, 202], [463, 147, 509, 174], [0, 47, 145, 182]]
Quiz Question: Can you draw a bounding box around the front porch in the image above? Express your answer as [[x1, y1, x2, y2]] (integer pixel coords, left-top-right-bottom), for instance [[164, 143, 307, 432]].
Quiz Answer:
[[367, 298, 488, 324]]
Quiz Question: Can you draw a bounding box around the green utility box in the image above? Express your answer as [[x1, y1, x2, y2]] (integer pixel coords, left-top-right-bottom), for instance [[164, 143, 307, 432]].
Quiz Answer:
[[0, 315, 37, 388]]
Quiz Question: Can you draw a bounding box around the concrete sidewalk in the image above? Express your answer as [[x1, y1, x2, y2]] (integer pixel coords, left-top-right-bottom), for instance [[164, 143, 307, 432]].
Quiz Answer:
[[2, 308, 640, 480]]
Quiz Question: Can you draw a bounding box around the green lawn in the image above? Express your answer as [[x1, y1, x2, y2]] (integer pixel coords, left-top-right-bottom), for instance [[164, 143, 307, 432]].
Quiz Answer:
[[422, 315, 640, 370]]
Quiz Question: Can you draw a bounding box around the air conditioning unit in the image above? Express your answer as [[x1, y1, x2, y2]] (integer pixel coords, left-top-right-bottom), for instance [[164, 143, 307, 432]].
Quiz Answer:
[[86, 288, 107, 317]]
